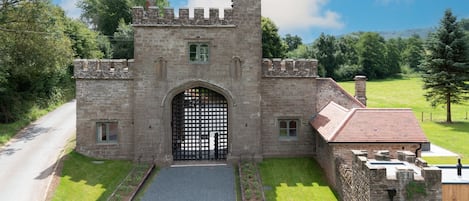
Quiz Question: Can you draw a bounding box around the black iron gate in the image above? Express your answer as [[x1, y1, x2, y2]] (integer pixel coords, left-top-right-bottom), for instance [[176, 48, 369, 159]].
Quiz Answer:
[[172, 87, 228, 160]]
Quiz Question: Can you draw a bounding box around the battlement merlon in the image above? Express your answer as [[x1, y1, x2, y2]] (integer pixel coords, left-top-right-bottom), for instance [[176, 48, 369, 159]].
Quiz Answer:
[[132, 7, 235, 27], [262, 58, 318, 78], [73, 59, 133, 80], [352, 150, 441, 183]]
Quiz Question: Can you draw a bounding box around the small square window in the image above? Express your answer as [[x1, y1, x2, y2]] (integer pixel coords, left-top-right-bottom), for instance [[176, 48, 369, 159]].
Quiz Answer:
[[189, 43, 209, 63], [279, 119, 299, 138], [96, 122, 118, 143]]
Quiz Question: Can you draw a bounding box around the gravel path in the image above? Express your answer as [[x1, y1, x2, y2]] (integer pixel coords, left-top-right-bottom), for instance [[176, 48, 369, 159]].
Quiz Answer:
[[141, 165, 236, 201]]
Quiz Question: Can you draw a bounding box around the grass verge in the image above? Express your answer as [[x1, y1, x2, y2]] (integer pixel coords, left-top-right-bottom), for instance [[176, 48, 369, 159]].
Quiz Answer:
[[108, 163, 154, 201], [259, 158, 337, 201], [52, 152, 133, 201]]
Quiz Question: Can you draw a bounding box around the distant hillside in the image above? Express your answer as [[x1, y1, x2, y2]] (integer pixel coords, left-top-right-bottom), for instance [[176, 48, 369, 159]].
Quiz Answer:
[[377, 27, 436, 39]]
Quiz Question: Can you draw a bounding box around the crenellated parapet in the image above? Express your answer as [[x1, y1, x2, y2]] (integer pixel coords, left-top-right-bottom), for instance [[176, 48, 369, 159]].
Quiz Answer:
[[349, 150, 442, 201], [262, 58, 318, 78], [74, 59, 133, 80], [132, 7, 235, 26]]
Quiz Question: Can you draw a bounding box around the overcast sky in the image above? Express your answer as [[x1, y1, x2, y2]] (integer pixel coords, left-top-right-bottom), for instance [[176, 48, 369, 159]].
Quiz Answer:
[[53, 0, 469, 43]]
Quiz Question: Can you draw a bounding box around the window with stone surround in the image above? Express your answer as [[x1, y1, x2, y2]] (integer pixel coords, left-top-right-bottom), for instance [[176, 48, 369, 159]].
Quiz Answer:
[[96, 122, 118, 143], [189, 43, 209, 63], [278, 119, 298, 138]]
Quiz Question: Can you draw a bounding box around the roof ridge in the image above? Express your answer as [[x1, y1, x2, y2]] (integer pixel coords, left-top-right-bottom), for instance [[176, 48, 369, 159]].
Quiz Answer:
[[328, 107, 357, 142]]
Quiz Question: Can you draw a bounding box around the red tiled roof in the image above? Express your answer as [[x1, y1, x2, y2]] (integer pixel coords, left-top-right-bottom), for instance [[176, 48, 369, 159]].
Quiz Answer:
[[311, 101, 428, 143]]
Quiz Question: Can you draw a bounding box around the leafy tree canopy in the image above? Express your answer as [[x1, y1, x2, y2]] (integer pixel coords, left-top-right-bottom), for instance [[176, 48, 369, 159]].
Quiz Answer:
[[284, 34, 303, 52], [0, 0, 74, 122], [262, 17, 287, 58]]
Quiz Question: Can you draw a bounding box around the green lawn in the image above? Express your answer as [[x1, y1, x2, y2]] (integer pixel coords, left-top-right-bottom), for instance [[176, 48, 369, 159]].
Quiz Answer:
[[338, 77, 469, 164], [52, 152, 133, 201], [259, 158, 338, 201]]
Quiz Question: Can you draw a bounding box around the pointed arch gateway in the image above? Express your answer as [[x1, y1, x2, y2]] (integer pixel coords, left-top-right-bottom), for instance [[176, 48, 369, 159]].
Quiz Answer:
[[171, 87, 228, 160]]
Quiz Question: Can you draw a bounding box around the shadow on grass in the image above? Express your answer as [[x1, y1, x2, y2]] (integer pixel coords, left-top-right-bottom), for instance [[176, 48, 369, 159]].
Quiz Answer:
[[49, 151, 133, 201], [259, 158, 338, 201], [435, 121, 469, 133]]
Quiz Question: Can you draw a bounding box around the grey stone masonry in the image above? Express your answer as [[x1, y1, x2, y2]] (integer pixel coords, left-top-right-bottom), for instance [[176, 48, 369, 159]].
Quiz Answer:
[[342, 150, 442, 201], [354, 75, 367, 106], [262, 59, 318, 78], [132, 7, 234, 26], [74, 59, 133, 80], [73, 0, 368, 167]]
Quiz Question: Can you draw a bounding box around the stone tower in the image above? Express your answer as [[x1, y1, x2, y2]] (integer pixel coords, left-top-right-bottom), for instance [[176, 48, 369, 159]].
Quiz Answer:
[[131, 0, 263, 163], [74, 0, 328, 165]]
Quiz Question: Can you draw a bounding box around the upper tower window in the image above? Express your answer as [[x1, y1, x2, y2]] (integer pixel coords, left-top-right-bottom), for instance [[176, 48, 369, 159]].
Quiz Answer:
[[189, 43, 209, 63]]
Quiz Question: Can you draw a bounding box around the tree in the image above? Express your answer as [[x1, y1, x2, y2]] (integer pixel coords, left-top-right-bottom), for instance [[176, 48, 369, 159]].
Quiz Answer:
[[403, 34, 425, 70], [112, 19, 134, 59], [356, 32, 387, 79], [460, 18, 469, 32], [64, 19, 104, 59], [261, 17, 287, 58], [385, 39, 402, 75], [0, 0, 73, 122], [132, 0, 169, 8], [284, 34, 303, 52], [336, 34, 360, 67], [97, 34, 113, 58], [79, 0, 169, 59], [79, 0, 170, 36], [287, 44, 313, 59], [420, 9, 469, 123], [313, 33, 339, 77], [78, 0, 132, 36]]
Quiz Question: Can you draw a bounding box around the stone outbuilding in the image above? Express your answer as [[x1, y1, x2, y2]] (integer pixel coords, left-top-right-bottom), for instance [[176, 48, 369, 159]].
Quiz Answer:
[[311, 101, 429, 188]]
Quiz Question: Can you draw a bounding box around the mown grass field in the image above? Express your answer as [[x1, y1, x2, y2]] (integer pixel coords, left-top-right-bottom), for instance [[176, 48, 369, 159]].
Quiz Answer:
[[259, 158, 338, 201], [338, 77, 469, 164]]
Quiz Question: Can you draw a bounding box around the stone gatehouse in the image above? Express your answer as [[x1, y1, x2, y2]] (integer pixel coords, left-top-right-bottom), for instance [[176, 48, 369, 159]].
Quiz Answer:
[[73, 0, 427, 171]]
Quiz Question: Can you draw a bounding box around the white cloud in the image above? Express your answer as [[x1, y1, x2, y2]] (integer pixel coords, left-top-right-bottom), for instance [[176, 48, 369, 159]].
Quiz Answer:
[[58, 0, 82, 19], [262, 0, 344, 31], [185, 0, 343, 31], [186, 0, 232, 17]]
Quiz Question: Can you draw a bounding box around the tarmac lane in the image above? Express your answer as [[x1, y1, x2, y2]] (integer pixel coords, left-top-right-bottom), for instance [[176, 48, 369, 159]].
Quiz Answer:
[[0, 100, 76, 201]]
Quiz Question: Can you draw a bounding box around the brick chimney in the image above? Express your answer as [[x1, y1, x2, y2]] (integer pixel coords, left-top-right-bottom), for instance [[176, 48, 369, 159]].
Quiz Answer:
[[354, 75, 367, 106]]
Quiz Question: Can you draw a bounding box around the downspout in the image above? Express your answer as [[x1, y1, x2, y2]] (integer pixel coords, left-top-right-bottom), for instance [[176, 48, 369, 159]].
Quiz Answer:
[[415, 143, 422, 157]]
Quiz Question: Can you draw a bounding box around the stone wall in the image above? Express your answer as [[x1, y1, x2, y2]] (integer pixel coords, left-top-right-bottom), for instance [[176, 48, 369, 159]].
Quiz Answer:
[[335, 150, 442, 201], [314, 134, 422, 189], [74, 78, 134, 160], [74, 59, 133, 80], [260, 59, 318, 157], [262, 59, 318, 78], [316, 78, 364, 111]]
